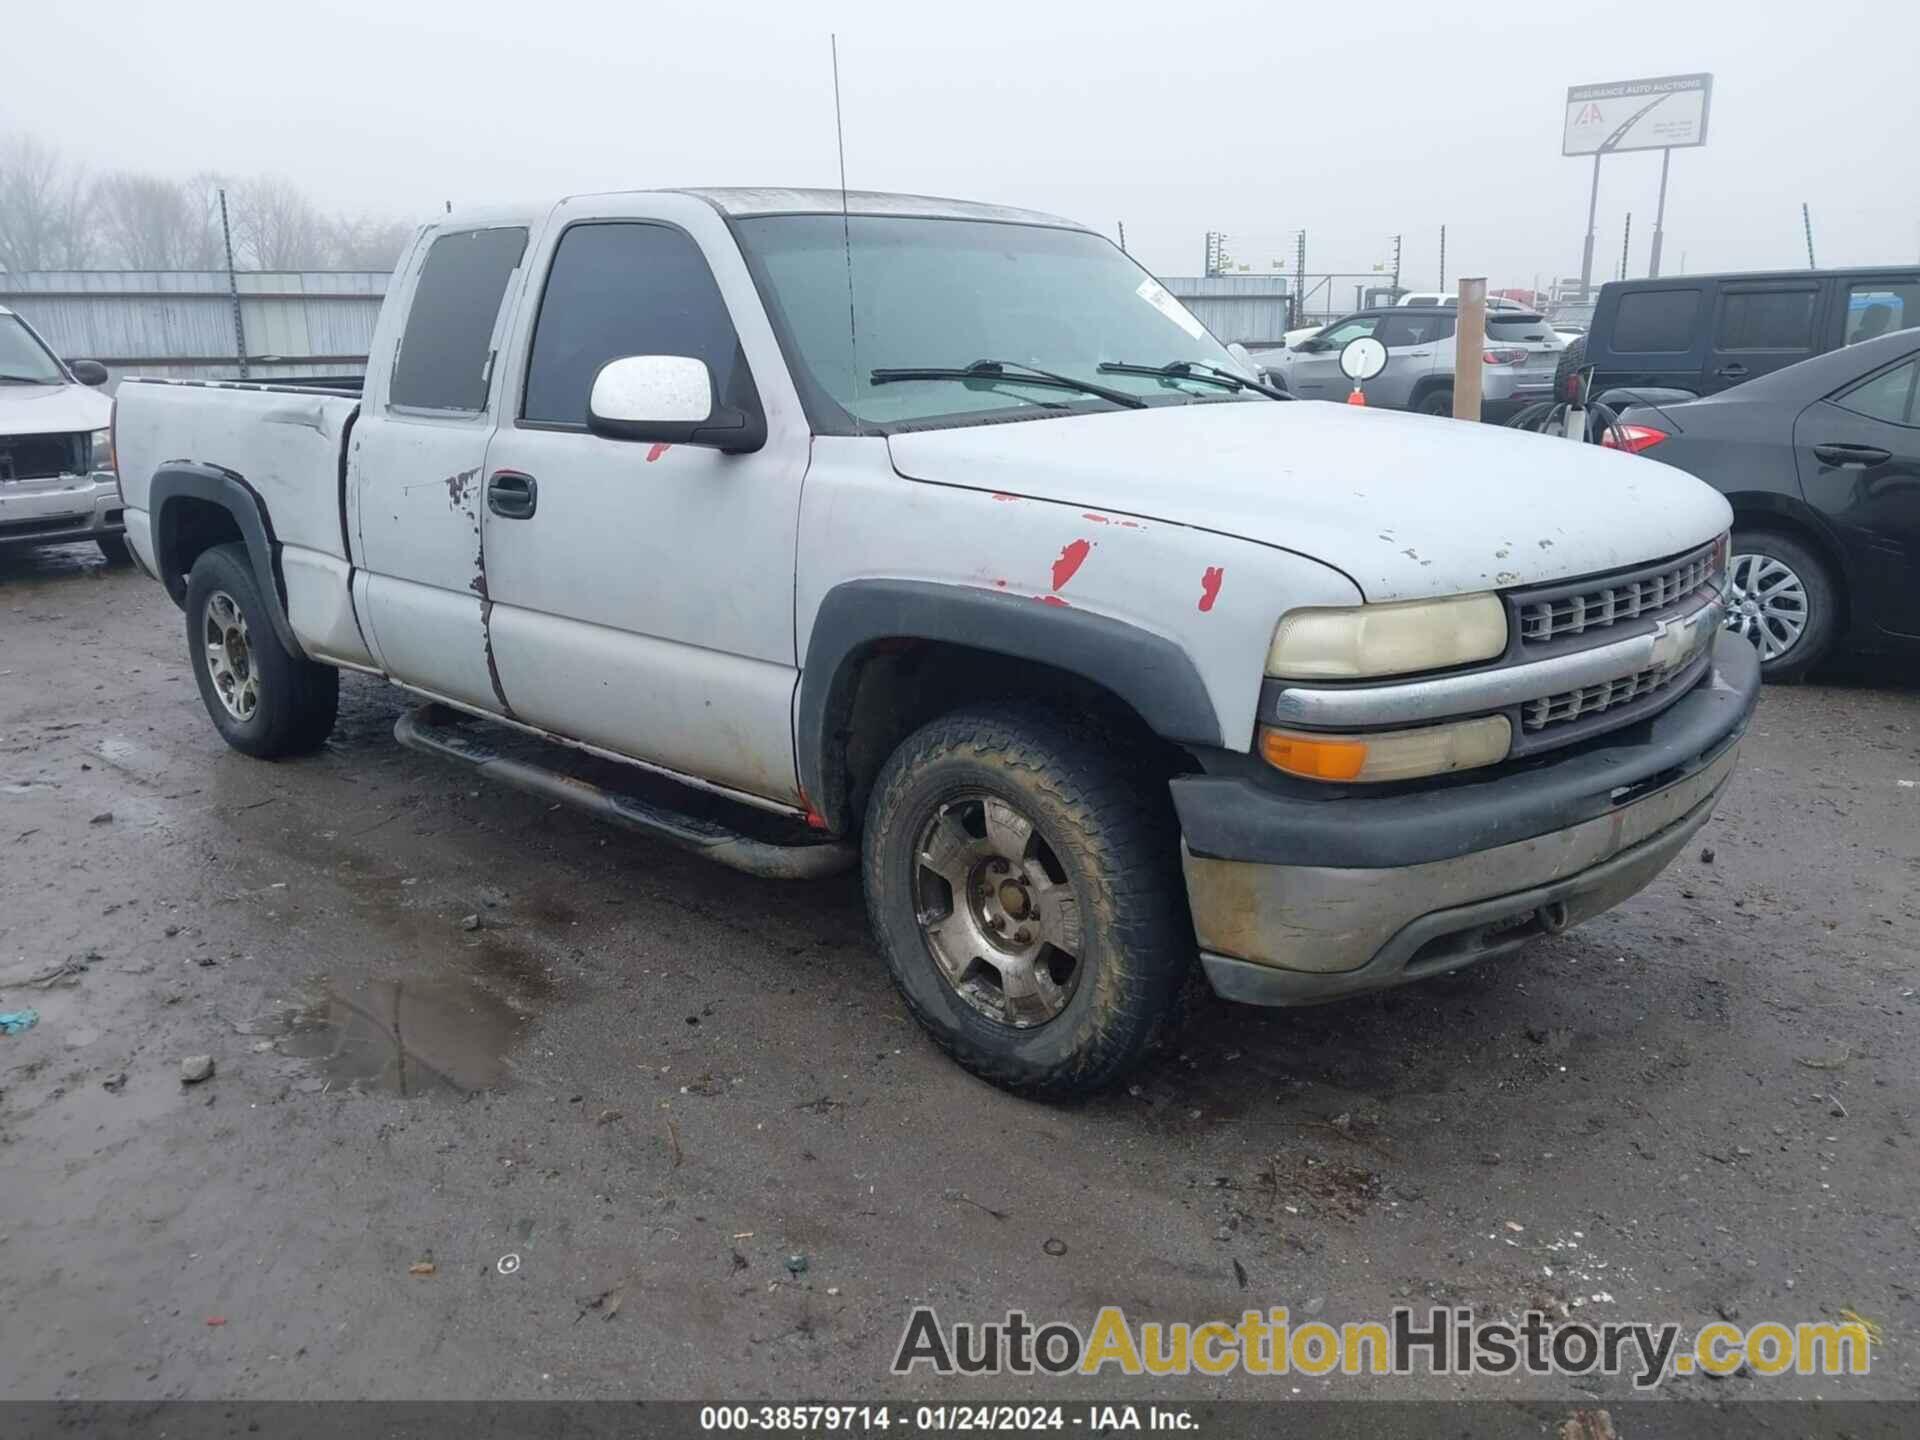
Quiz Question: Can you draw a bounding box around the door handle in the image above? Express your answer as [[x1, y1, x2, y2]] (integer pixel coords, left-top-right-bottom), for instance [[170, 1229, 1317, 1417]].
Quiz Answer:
[[1716, 363, 1750, 379], [487, 470, 537, 519], [1811, 443, 1891, 467]]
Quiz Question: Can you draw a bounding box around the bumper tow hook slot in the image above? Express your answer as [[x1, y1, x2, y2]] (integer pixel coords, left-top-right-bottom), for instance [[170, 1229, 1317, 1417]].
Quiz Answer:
[[1538, 901, 1572, 934]]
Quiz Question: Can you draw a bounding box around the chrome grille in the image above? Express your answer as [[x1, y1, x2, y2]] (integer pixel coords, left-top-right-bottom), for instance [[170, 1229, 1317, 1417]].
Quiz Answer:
[[1522, 657, 1693, 732], [1516, 547, 1717, 645]]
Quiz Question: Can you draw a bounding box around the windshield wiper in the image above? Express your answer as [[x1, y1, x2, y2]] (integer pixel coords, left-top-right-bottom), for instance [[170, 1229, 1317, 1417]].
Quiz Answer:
[[1098, 359, 1292, 401], [869, 359, 1148, 410], [0, 374, 57, 385]]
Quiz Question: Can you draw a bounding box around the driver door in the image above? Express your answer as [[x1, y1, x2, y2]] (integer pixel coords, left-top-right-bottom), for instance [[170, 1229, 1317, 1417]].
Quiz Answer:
[[476, 200, 810, 805]]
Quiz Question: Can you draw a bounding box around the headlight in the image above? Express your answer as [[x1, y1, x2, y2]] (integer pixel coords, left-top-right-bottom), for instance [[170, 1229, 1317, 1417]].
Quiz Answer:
[[1260, 715, 1511, 783], [88, 427, 115, 475], [1266, 593, 1507, 679]]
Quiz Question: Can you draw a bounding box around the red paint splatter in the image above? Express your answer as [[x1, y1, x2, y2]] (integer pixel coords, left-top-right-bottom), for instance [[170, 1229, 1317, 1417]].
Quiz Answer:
[[993, 578, 1008, 589], [206, 1317, 227, 1327], [1051, 538, 1092, 591], [646, 443, 671, 463], [1198, 566, 1225, 613], [1035, 594, 1071, 607], [1081, 511, 1141, 529], [991, 492, 1019, 502]]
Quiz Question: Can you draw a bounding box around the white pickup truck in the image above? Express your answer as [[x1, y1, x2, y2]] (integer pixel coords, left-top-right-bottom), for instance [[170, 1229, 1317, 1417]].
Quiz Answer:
[[111, 187, 1759, 1096], [0, 305, 127, 563]]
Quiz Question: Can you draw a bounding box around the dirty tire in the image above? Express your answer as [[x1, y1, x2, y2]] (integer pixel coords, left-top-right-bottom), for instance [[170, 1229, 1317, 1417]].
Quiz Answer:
[[1730, 527, 1837, 684], [185, 542, 338, 758], [1417, 386, 1454, 416], [95, 533, 133, 566], [863, 704, 1193, 1098]]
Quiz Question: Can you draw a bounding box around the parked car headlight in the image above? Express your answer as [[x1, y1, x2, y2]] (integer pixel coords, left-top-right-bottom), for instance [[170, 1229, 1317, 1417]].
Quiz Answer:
[[88, 427, 115, 475], [1266, 593, 1507, 679], [1260, 715, 1511, 783]]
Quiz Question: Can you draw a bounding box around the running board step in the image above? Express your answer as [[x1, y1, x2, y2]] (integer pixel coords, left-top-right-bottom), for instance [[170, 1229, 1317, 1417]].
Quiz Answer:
[[394, 704, 856, 880]]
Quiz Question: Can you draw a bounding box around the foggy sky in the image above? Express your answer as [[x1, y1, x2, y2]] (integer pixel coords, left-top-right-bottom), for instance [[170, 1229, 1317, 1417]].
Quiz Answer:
[[7, 0, 1915, 288]]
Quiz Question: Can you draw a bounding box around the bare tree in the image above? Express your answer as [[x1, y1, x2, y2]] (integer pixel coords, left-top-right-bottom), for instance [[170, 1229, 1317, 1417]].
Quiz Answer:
[[229, 174, 331, 269], [0, 133, 95, 271], [93, 171, 221, 268], [329, 214, 415, 270]]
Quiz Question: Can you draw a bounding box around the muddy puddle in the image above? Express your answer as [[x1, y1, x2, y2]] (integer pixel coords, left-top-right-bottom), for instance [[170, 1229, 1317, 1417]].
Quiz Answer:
[[279, 972, 534, 1096]]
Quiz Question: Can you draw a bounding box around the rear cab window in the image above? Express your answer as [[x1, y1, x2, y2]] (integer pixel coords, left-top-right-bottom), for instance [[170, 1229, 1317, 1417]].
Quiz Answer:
[[1611, 288, 1701, 353], [390, 227, 529, 412]]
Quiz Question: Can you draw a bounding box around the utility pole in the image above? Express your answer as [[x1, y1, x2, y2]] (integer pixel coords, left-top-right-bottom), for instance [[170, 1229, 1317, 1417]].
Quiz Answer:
[[1648, 148, 1673, 277], [1619, 213, 1632, 282], [1389, 233, 1402, 301], [1578, 152, 1603, 301], [1802, 203, 1817, 269], [218, 187, 248, 380], [1438, 225, 1446, 291], [1294, 230, 1307, 326]]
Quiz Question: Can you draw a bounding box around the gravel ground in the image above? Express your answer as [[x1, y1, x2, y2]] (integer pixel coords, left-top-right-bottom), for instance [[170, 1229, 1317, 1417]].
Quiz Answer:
[[1, 543, 1915, 1408]]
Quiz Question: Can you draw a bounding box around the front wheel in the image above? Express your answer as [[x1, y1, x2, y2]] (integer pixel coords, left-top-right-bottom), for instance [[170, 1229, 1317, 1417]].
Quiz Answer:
[[861, 705, 1193, 1098], [1726, 529, 1838, 682], [185, 543, 339, 757]]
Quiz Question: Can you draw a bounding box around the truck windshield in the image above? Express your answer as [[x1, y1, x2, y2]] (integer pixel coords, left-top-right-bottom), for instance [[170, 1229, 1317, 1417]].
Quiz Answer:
[[0, 316, 68, 385], [733, 215, 1253, 431]]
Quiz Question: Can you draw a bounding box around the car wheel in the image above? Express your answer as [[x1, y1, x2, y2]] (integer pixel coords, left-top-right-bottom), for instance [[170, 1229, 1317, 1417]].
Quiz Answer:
[[96, 534, 133, 566], [862, 704, 1192, 1098], [1417, 386, 1454, 416], [185, 542, 339, 757], [1726, 529, 1837, 682]]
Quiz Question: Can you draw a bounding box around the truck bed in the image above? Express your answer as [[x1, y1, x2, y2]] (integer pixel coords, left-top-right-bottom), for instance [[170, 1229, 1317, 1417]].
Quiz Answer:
[[114, 376, 366, 666]]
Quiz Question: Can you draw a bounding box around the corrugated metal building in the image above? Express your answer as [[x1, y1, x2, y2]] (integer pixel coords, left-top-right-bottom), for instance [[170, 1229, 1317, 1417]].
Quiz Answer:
[[1, 266, 1293, 386], [0, 270, 388, 386], [1162, 275, 1294, 345]]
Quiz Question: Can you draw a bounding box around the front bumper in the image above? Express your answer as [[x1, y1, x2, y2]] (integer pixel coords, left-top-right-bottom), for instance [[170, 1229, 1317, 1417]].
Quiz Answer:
[[1175, 631, 1760, 1006], [0, 473, 123, 548]]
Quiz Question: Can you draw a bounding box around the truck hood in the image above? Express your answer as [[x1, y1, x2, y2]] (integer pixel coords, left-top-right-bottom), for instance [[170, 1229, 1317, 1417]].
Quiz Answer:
[[0, 382, 112, 437], [886, 399, 1732, 602]]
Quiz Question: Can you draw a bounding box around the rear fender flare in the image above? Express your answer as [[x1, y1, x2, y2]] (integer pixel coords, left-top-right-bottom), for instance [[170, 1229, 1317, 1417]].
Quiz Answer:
[[149, 463, 305, 659], [796, 578, 1223, 831]]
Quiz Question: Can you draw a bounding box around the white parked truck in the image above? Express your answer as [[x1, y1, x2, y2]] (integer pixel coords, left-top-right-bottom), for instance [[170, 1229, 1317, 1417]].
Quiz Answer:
[[111, 188, 1758, 1096], [0, 306, 126, 563]]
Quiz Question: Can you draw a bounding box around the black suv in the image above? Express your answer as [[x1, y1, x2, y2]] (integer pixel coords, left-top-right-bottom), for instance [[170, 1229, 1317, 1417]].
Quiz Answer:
[[1577, 266, 1920, 400]]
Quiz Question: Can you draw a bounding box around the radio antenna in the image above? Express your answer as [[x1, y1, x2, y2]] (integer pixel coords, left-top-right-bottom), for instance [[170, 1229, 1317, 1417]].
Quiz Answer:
[[831, 34, 861, 435]]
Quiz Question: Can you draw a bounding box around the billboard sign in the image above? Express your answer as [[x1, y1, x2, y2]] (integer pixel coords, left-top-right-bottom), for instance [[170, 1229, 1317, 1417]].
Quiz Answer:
[[1563, 73, 1712, 156]]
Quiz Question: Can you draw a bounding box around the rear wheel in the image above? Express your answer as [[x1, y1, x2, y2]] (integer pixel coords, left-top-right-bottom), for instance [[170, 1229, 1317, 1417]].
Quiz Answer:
[[1727, 528, 1837, 682], [185, 543, 339, 757], [862, 704, 1192, 1098], [1416, 386, 1454, 416], [96, 533, 133, 566]]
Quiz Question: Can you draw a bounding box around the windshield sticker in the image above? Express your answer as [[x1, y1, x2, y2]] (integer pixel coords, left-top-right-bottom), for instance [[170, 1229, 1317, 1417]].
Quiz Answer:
[[1136, 279, 1207, 340]]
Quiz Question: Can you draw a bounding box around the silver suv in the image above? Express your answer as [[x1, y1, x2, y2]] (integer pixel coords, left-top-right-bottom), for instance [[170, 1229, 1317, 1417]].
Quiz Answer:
[[1253, 306, 1564, 419]]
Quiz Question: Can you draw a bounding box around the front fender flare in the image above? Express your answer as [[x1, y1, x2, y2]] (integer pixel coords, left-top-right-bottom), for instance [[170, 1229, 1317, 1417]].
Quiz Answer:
[[149, 463, 305, 660], [796, 578, 1224, 831]]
